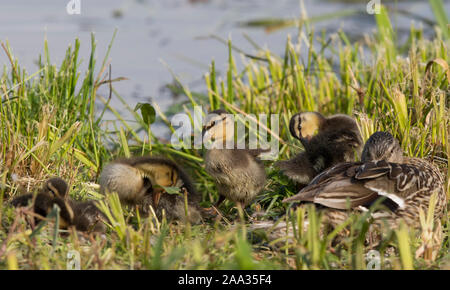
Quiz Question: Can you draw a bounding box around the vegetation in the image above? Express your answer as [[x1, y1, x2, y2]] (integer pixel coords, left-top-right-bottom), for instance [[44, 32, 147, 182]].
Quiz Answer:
[[0, 5, 448, 269]]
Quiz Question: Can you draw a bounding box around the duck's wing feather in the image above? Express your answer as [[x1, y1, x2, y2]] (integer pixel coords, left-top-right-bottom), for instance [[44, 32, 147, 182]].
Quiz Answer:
[[282, 159, 436, 211], [283, 162, 378, 209]]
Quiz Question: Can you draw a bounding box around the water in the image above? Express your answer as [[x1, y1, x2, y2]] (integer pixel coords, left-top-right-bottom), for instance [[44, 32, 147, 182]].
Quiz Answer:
[[0, 0, 448, 135]]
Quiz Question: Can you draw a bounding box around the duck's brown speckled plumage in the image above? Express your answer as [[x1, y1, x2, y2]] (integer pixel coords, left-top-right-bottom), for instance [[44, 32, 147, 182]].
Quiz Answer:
[[283, 131, 447, 229]]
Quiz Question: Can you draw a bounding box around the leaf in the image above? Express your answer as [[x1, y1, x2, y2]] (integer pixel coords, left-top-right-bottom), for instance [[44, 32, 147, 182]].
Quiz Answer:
[[425, 58, 450, 83], [135, 103, 156, 126], [73, 149, 98, 172], [48, 121, 81, 157], [395, 223, 414, 270], [375, 5, 397, 64], [119, 127, 130, 158], [161, 186, 182, 195]]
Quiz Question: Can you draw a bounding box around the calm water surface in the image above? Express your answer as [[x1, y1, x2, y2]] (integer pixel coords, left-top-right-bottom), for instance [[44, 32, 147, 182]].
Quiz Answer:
[[0, 0, 448, 135]]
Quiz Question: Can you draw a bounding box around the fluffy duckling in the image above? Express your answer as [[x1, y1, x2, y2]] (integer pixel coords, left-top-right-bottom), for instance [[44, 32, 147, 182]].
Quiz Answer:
[[69, 200, 107, 233], [11, 177, 74, 228], [11, 177, 106, 232], [202, 109, 267, 209], [283, 131, 447, 229], [99, 156, 202, 224], [275, 112, 363, 185]]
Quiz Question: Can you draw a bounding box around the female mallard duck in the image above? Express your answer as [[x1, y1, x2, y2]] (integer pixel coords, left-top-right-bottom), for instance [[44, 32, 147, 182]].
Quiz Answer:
[[275, 112, 363, 185], [99, 156, 202, 224], [283, 131, 447, 229], [202, 109, 268, 210], [11, 177, 106, 233]]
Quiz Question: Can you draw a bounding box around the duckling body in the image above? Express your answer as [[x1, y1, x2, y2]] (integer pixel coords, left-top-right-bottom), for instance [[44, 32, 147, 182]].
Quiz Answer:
[[99, 156, 202, 224], [70, 200, 107, 233], [283, 131, 447, 228], [204, 148, 267, 207], [203, 110, 267, 208], [11, 177, 105, 232], [276, 112, 363, 185]]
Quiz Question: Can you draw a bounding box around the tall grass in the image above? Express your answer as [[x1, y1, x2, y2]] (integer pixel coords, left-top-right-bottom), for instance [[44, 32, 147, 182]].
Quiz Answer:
[[0, 6, 448, 269]]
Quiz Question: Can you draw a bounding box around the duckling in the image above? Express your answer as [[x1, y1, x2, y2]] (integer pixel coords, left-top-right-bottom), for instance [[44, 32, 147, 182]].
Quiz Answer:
[[99, 156, 202, 224], [11, 177, 74, 229], [202, 109, 267, 210], [275, 112, 363, 185], [69, 200, 107, 233], [283, 131, 447, 229], [11, 177, 106, 232]]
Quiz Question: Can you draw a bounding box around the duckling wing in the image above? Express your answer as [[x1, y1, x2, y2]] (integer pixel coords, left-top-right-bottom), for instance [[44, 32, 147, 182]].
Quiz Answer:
[[274, 152, 317, 184], [245, 148, 271, 160]]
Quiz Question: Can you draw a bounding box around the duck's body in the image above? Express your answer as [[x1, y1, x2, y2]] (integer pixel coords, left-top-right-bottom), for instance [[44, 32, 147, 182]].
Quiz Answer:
[[283, 132, 447, 229], [204, 148, 267, 207], [276, 112, 363, 185], [11, 177, 105, 232], [202, 110, 267, 208], [99, 156, 202, 223]]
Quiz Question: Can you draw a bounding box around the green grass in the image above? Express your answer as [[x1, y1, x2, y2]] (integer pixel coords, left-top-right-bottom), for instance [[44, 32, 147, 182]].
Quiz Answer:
[[0, 6, 449, 269]]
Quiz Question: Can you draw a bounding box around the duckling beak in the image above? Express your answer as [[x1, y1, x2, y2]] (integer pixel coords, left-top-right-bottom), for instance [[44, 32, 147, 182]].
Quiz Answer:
[[152, 188, 164, 209], [202, 127, 207, 138]]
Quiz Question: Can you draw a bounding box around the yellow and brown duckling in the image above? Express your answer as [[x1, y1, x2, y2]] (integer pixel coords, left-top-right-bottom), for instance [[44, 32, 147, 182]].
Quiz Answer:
[[99, 156, 202, 224], [283, 131, 447, 229], [275, 111, 363, 185], [202, 109, 268, 210], [11, 177, 106, 233]]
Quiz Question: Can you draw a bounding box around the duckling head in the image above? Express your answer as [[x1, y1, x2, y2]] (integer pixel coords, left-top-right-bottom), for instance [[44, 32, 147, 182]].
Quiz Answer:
[[361, 131, 403, 163], [44, 177, 69, 198], [202, 109, 234, 146], [134, 162, 181, 209], [43, 177, 75, 228], [289, 112, 325, 142], [99, 163, 153, 204]]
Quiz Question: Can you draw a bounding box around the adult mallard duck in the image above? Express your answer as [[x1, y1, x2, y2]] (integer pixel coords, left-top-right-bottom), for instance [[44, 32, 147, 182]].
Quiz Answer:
[[99, 156, 203, 224], [202, 109, 268, 210], [283, 131, 447, 229], [276, 111, 363, 185], [11, 177, 106, 233]]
